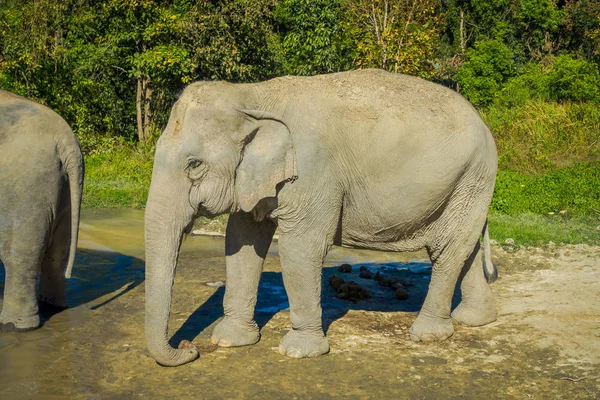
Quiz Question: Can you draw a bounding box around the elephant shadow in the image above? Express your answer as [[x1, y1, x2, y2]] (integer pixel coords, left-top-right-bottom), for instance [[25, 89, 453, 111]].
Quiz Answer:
[[0, 248, 145, 325], [171, 260, 463, 345]]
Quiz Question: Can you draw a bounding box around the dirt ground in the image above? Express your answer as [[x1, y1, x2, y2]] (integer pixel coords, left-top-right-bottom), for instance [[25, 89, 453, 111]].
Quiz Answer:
[[0, 209, 598, 399]]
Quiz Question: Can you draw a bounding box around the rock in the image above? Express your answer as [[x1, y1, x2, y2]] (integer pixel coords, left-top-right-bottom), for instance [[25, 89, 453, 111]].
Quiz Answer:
[[332, 277, 370, 302], [504, 238, 515, 245], [206, 281, 225, 287], [374, 271, 382, 282], [390, 278, 407, 290], [359, 269, 373, 279], [359, 266, 369, 272], [346, 281, 371, 302], [378, 276, 393, 287], [338, 264, 352, 273], [395, 287, 409, 300], [329, 275, 345, 290]]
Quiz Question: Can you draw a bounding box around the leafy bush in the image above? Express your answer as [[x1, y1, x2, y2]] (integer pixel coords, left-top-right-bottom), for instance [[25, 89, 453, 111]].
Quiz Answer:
[[493, 55, 600, 107], [546, 54, 600, 102], [456, 39, 515, 107], [272, 0, 354, 75]]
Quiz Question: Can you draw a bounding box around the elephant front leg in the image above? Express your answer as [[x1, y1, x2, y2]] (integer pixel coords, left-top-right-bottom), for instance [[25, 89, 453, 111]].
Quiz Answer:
[[211, 212, 276, 347], [277, 232, 331, 359]]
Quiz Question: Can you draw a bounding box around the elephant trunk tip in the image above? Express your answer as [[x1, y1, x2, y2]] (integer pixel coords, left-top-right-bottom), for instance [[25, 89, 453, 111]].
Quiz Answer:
[[147, 339, 200, 367]]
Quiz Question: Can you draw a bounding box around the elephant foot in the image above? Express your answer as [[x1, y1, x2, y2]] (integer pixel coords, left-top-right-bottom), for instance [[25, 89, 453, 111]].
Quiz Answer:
[[0, 313, 40, 332], [210, 317, 260, 347], [278, 329, 330, 359], [451, 301, 497, 327], [409, 314, 454, 342]]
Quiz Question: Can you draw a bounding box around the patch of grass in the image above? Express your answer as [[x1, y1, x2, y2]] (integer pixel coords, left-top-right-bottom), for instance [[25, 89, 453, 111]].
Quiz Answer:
[[483, 100, 600, 174], [489, 213, 600, 247], [491, 161, 600, 217], [83, 145, 154, 208]]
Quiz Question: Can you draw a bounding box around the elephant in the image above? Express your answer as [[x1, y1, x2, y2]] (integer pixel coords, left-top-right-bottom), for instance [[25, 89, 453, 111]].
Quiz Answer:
[[144, 69, 498, 367], [0, 90, 83, 331]]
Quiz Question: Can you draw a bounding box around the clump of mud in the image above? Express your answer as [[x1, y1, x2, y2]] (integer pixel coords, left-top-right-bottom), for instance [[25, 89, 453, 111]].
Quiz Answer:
[[337, 264, 352, 273], [328, 274, 371, 302], [366, 267, 410, 301]]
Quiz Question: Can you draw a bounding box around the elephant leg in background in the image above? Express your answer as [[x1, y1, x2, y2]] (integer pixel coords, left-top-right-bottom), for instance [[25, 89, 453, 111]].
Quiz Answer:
[[451, 241, 497, 326], [409, 187, 491, 342], [276, 212, 338, 359], [38, 187, 72, 309], [211, 212, 276, 347], [0, 214, 50, 332]]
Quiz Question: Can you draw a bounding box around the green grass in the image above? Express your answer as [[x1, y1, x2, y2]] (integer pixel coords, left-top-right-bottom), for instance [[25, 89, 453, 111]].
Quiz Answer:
[[491, 162, 600, 217], [482, 100, 600, 174], [489, 213, 600, 247], [83, 145, 154, 209]]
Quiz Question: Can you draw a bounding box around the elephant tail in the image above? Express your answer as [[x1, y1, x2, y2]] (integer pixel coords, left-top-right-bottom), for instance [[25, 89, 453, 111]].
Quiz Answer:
[[62, 141, 84, 279], [482, 219, 497, 283]]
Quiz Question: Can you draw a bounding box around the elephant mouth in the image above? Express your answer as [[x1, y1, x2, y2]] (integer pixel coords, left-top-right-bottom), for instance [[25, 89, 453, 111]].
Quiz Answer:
[[193, 203, 220, 221]]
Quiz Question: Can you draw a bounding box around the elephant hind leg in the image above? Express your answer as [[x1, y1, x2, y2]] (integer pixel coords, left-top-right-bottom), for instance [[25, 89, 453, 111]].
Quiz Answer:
[[0, 238, 47, 332], [451, 240, 497, 326], [38, 189, 71, 309], [410, 175, 494, 342]]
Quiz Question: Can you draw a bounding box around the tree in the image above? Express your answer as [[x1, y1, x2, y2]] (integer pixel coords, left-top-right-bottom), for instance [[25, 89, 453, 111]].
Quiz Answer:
[[272, 0, 354, 75], [345, 0, 443, 78], [456, 39, 515, 107]]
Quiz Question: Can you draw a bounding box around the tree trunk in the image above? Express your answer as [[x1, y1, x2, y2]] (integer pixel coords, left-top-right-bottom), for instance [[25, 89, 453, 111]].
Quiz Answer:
[[457, 10, 466, 94], [136, 73, 144, 142], [143, 76, 153, 142]]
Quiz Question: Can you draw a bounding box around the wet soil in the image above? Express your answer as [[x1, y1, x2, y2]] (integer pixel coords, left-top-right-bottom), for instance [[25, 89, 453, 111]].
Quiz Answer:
[[0, 209, 599, 399]]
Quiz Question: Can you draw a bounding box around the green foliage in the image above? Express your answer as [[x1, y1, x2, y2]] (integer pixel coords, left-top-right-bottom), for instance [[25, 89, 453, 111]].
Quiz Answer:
[[456, 39, 515, 107], [491, 162, 600, 217], [345, 0, 443, 78], [483, 100, 600, 173], [272, 0, 354, 75], [546, 54, 600, 102], [516, 0, 562, 55], [491, 55, 600, 109]]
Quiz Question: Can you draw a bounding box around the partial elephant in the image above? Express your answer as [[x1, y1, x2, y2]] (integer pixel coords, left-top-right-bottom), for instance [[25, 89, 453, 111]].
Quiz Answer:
[[0, 90, 83, 331], [144, 69, 498, 366]]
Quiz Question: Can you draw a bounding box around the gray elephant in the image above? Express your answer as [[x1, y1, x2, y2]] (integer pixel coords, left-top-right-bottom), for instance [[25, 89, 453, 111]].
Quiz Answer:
[[0, 90, 83, 331], [145, 69, 498, 366]]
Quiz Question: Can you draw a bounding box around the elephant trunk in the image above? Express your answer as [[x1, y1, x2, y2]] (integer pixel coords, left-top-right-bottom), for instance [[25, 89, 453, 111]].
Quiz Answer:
[[144, 178, 198, 367]]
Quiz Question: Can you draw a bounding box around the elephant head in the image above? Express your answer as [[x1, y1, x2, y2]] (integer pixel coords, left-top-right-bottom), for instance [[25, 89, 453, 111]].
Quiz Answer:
[[144, 82, 296, 366]]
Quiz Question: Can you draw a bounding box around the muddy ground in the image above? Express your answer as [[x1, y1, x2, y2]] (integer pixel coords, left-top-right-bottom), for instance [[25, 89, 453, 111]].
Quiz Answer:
[[0, 209, 598, 399]]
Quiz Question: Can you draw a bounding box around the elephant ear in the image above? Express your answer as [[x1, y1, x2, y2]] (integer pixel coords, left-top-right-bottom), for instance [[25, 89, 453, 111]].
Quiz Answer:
[[235, 110, 297, 213]]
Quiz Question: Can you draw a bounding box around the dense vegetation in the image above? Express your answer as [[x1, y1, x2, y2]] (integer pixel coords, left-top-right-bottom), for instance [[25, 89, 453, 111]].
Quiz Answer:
[[1, 0, 599, 244]]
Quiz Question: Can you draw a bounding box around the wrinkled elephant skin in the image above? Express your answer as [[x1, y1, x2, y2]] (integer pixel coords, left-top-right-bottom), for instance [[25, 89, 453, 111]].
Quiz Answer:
[[144, 69, 498, 366]]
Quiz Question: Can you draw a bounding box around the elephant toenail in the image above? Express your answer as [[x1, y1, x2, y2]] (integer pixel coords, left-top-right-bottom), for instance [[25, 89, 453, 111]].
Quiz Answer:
[[286, 348, 302, 358], [278, 344, 286, 356], [210, 336, 218, 345], [178, 340, 195, 350], [218, 339, 231, 347]]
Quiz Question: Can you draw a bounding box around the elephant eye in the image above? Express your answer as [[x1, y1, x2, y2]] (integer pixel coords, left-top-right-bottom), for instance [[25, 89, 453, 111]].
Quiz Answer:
[[187, 158, 203, 169]]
